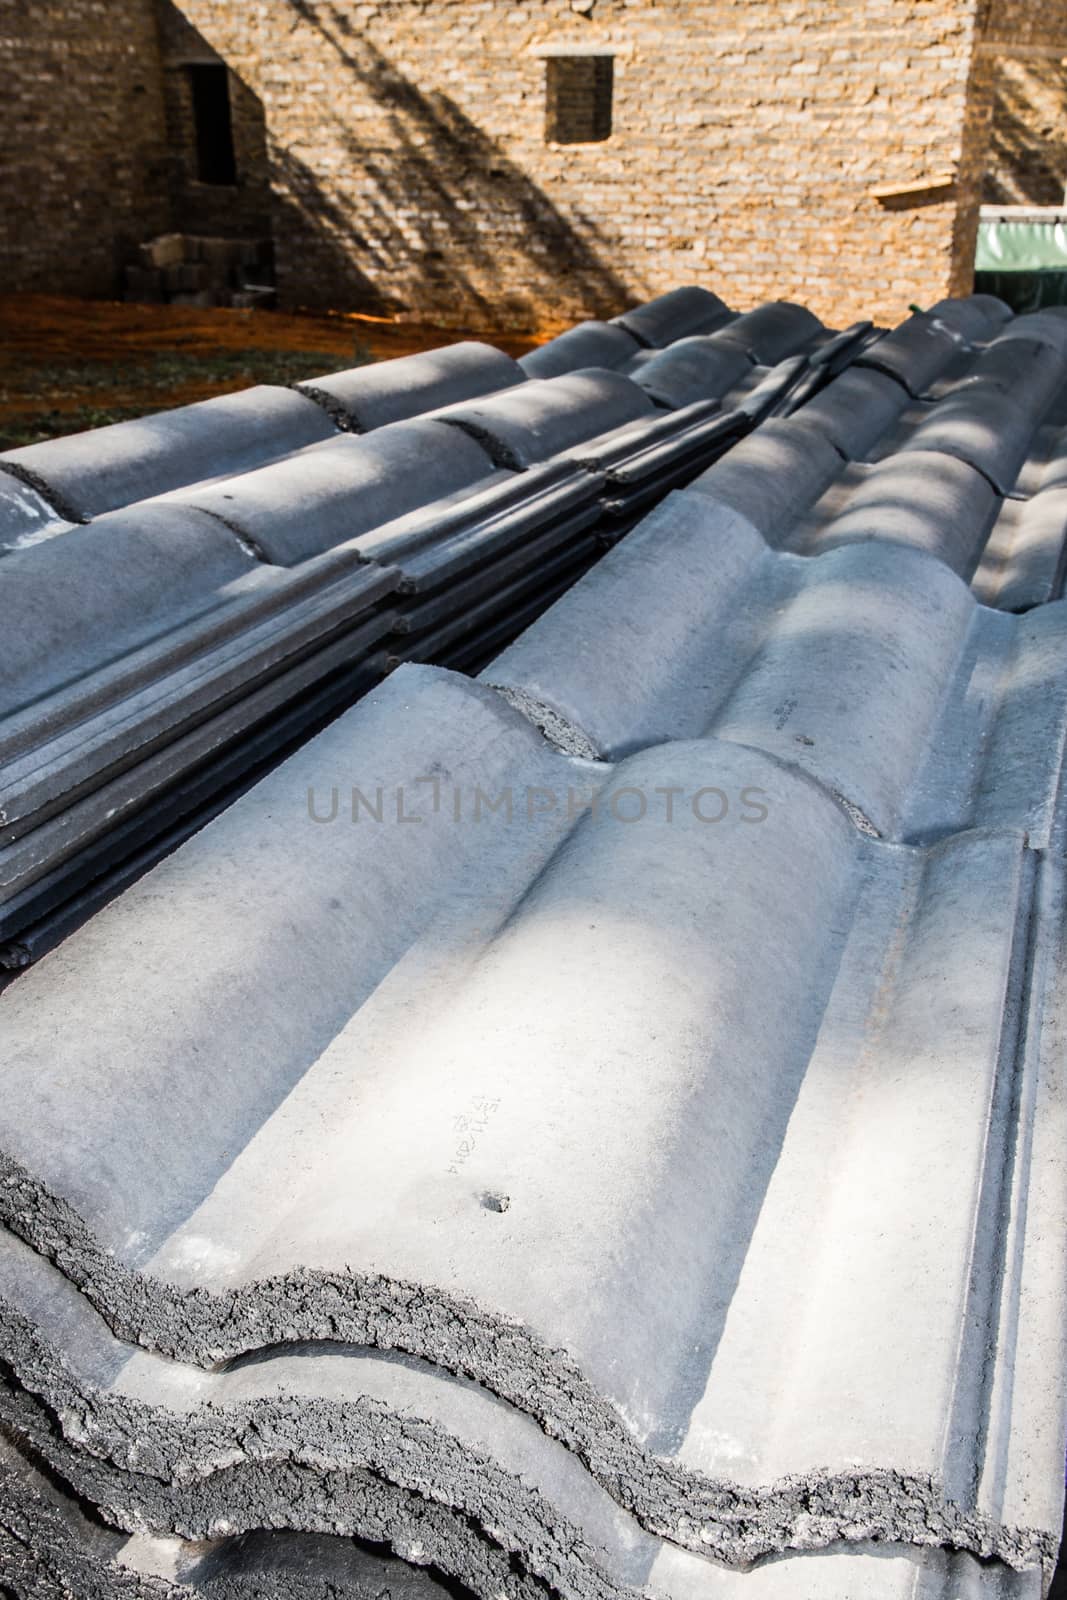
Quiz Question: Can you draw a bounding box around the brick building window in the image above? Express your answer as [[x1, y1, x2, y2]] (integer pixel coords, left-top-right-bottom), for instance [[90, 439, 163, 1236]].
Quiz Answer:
[[545, 54, 614, 144], [187, 63, 237, 186]]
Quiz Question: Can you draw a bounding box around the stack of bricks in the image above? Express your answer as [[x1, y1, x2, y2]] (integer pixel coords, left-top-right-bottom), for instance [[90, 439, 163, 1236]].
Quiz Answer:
[[124, 232, 274, 307]]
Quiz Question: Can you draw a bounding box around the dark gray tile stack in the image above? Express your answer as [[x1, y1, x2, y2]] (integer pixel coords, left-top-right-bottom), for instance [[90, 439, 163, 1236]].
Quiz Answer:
[[683, 299, 1067, 608], [1, 656, 1063, 1598], [3, 290, 1065, 1600], [0, 290, 827, 966]]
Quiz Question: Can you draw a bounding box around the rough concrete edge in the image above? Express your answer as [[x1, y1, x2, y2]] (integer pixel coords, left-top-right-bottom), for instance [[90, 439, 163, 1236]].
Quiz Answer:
[[0, 1372, 609, 1600], [483, 685, 602, 761], [438, 416, 526, 471], [0, 1163, 1053, 1577], [0, 1415, 540, 1600], [292, 383, 363, 435]]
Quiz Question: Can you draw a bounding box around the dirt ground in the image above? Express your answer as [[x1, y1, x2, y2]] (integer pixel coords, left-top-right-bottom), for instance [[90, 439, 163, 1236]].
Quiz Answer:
[[0, 294, 541, 450]]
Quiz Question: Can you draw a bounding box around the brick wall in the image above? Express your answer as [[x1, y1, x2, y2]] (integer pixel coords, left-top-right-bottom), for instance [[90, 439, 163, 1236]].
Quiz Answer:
[[8, 0, 1040, 329], [0, 0, 172, 295], [155, 0, 272, 239], [170, 0, 984, 331], [975, 2, 1067, 205]]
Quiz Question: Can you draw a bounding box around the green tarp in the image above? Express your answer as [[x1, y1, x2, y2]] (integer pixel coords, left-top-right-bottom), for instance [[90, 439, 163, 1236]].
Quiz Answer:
[[974, 217, 1067, 312], [975, 217, 1067, 271]]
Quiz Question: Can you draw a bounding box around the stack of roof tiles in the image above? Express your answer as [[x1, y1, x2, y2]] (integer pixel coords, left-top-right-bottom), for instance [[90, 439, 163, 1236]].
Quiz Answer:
[[1, 287, 1066, 1600], [0, 286, 843, 971]]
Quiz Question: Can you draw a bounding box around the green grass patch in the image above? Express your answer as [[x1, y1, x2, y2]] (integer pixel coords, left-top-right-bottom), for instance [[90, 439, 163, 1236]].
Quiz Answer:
[[0, 344, 373, 449]]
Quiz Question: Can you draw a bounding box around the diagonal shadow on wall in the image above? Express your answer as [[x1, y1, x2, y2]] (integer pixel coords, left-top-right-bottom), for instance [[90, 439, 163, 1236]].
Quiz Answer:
[[266, 0, 639, 329], [983, 56, 1067, 205]]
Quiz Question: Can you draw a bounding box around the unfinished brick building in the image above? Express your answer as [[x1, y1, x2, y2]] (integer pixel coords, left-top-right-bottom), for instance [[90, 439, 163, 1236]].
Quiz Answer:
[[2, 0, 1067, 331]]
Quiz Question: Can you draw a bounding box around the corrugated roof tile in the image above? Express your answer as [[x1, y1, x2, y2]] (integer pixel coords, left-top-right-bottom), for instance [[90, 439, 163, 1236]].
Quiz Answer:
[[484, 490, 1067, 843], [3, 287, 1067, 1600], [0, 385, 337, 523], [519, 319, 643, 379], [611, 285, 733, 347], [165, 421, 500, 566], [430, 369, 656, 469], [0, 663, 1062, 1583], [296, 341, 526, 433], [856, 311, 971, 397], [624, 334, 755, 410]]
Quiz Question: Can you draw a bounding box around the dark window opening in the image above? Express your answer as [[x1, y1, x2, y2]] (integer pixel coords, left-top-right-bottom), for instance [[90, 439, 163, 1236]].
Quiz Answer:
[[187, 63, 237, 186], [545, 55, 613, 145]]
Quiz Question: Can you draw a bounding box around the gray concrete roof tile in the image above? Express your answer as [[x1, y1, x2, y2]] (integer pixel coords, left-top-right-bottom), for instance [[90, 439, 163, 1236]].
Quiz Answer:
[[166, 421, 500, 566], [0, 503, 260, 720], [0, 385, 338, 523], [686, 416, 846, 538], [611, 286, 733, 347], [792, 365, 911, 459], [519, 320, 643, 379], [996, 307, 1067, 363], [656, 317, 1067, 601], [711, 299, 827, 365], [855, 315, 962, 395], [0, 668, 583, 1255], [0, 473, 73, 555], [0, 661, 1063, 1584], [0, 1419, 1039, 1600], [0, 1432, 482, 1600], [856, 308, 983, 397], [0, 571, 399, 924], [624, 335, 754, 409], [788, 449, 1001, 574], [0, 299, 768, 949], [4, 288, 1067, 1600], [900, 338, 1067, 493], [296, 341, 525, 432], [927, 292, 1014, 343], [974, 484, 1067, 609], [429, 369, 655, 469], [483, 489, 1067, 844]]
